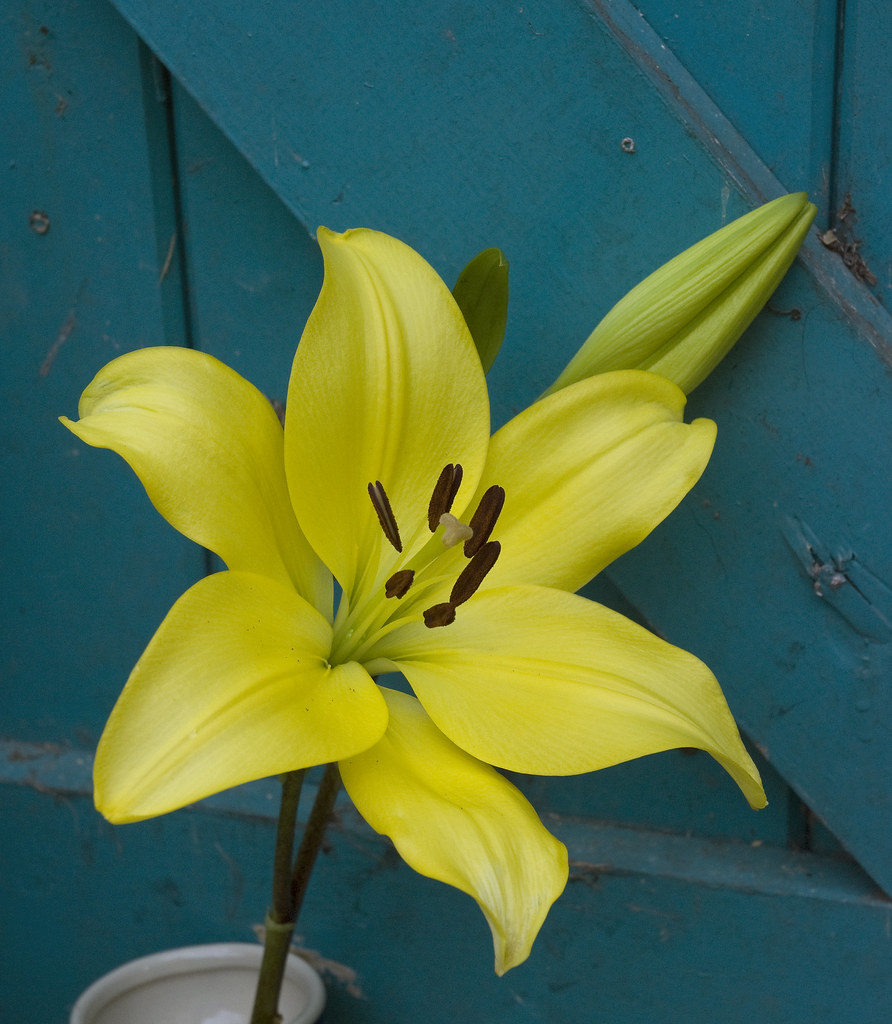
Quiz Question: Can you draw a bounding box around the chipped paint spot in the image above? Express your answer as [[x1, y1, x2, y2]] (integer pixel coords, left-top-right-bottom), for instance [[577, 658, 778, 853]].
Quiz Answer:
[[818, 193, 878, 286], [720, 180, 731, 222], [252, 925, 366, 999], [293, 945, 365, 999], [40, 279, 87, 376], [782, 516, 892, 642]]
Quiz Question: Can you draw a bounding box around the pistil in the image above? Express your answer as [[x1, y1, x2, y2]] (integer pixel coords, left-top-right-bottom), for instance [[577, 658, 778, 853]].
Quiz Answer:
[[438, 513, 473, 548]]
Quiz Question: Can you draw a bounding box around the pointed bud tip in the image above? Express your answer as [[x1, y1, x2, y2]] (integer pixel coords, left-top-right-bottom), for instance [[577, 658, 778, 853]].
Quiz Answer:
[[546, 192, 816, 396]]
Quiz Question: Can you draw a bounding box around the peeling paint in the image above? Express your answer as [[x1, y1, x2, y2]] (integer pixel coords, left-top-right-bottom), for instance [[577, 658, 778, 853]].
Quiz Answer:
[[251, 924, 366, 998], [39, 278, 87, 376], [294, 945, 366, 1000], [782, 516, 892, 642], [818, 193, 878, 287]]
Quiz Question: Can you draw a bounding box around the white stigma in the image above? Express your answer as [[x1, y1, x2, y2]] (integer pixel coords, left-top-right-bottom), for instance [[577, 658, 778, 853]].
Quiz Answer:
[[439, 513, 474, 548]]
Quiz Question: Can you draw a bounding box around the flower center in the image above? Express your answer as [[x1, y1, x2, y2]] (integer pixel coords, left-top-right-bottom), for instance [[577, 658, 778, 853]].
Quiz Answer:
[[368, 463, 505, 628]]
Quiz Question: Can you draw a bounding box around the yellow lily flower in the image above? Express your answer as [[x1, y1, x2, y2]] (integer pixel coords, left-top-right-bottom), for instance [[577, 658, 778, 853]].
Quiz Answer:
[[61, 227, 765, 974]]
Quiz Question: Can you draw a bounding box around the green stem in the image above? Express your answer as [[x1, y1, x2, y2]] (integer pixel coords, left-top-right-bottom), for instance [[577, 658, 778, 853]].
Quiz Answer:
[[272, 771, 305, 921], [250, 769, 305, 1024], [291, 763, 341, 919], [249, 765, 341, 1024], [250, 913, 298, 1024]]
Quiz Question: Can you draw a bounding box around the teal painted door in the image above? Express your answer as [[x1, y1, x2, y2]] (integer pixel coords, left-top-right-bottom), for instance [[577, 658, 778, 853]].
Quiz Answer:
[[4, 1, 891, 1020]]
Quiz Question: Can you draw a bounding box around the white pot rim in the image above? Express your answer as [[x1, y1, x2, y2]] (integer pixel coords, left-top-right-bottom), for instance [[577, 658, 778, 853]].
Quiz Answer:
[[70, 941, 326, 1024]]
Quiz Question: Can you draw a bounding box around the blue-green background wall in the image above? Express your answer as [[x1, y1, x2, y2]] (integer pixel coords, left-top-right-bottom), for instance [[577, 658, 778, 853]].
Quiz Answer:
[[3, 1, 891, 1019]]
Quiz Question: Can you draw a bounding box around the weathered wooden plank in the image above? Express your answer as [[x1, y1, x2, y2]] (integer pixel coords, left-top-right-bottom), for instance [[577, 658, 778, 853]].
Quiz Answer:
[[606, 254, 892, 887], [831, 0, 892, 297], [0, 0, 204, 744], [630, 0, 839, 211], [3, 766, 890, 1023], [170, 80, 323, 404], [632, 0, 891, 298], [590, 0, 892, 360]]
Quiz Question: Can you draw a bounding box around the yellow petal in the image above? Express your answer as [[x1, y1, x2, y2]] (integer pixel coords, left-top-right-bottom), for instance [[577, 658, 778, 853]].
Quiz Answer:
[[373, 586, 765, 809], [95, 571, 387, 822], [284, 228, 490, 610], [340, 688, 568, 974], [60, 347, 331, 611], [465, 370, 715, 593]]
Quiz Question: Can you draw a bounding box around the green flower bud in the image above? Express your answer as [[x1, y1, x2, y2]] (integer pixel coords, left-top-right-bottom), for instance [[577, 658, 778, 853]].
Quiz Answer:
[[545, 192, 816, 396]]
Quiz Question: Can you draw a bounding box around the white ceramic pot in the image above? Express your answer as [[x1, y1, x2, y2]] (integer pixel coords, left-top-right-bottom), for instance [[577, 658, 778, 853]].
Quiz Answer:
[[69, 942, 326, 1024]]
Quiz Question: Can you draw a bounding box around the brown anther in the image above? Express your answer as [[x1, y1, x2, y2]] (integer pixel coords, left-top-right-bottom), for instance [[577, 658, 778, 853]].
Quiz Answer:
[[385, 569, 415, 599], [463, 486, 505, 557], [427, 463, 463, 532], [423, 602, 457, 628], [450, 541, 501, 606], [368, 481, 402, 552]]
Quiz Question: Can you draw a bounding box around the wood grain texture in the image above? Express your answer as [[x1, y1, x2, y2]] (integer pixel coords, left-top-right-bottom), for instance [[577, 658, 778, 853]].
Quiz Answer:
[[3, 757, 890, 1023], [0, 0, 204, 745], [4, 0, 892, 1019]]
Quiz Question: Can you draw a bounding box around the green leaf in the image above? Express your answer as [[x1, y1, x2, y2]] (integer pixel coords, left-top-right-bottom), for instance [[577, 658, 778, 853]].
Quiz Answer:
[[452, 248, 509, 374]]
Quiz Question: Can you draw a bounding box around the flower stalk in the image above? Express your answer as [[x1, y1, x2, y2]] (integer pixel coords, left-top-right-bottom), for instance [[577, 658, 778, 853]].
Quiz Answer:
[[249, 765, 340, 1024], [289, 763, 342, 919], [249, 770, 304, 1024]]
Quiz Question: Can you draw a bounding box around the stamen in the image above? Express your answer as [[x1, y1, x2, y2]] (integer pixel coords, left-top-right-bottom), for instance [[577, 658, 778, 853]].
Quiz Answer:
[[423, 602, 456, 628], [464, 485, 506, 557], [448, 464, 463, 505], [427, 463, 464, 531], [439, 512, 474, 548], [450, 541, 501, 606], [367, 481, 402, 552], [385, 569, 414, 599]]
